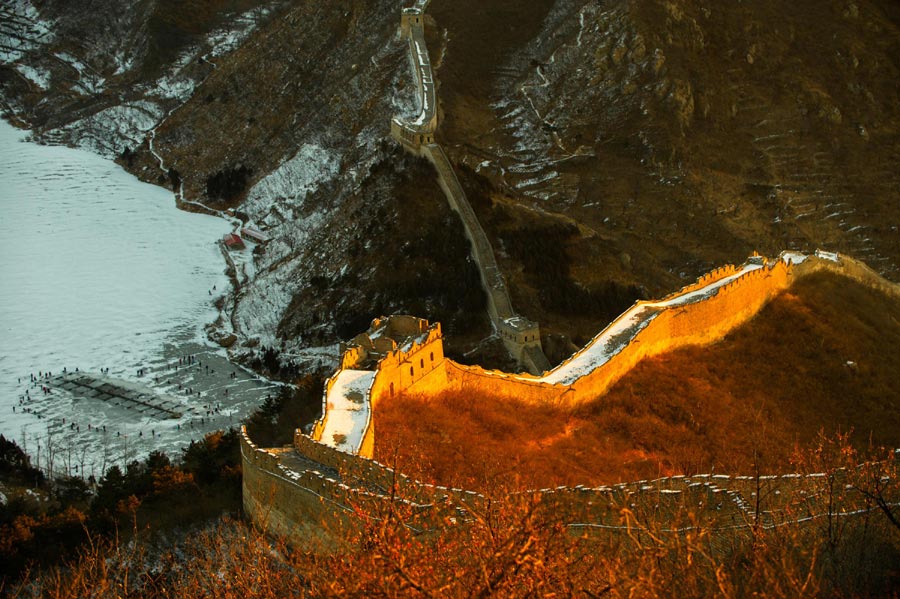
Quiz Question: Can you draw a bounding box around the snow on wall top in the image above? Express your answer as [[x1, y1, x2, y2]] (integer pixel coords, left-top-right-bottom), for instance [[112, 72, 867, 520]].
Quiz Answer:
[[536, 262, 765, 386], [320, 369, 376, 454]]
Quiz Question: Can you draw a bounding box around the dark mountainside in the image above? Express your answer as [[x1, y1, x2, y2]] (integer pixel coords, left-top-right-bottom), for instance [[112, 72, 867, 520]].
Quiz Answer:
[[2, 0, 898, 366], [3, 3, 900, 595], [432, 0, 900, 344]]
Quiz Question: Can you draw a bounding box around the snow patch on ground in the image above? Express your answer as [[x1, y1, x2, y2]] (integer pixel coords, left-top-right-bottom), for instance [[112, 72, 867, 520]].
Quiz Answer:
[[152, 70, 198, 103], [15, 64, 51, 89], [233, 142, 343, 348], [781, 251, 808, 265], [146, 42, 206, 103], [206, 7, 274, 58], [245, 143, 340, 216], [112, 48, 140, 77], [229, 203, 332, 350], [815, 249, 840, 263], [148, 5, 273, 103], [279, 344, 340, 371], [54, 51, 105, 95], [233, 273, 295, 348], [0, 1, 55, 64], [58, 102, 165, 158]]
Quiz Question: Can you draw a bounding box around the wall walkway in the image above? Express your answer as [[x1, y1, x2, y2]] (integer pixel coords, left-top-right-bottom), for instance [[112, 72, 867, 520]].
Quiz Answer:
[[424, 144, 514, 323], [391, 1, 550, 373]]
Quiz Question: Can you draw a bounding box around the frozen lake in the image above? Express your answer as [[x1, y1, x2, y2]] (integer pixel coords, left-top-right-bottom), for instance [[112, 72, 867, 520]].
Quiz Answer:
[[0, 119, 279, 478]]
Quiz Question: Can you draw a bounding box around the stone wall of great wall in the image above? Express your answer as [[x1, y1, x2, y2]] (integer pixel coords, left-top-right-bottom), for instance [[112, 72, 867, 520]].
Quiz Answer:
[[319, 255, 796, 421], [390, 0, 550, 374], [390, 1, 437, 152], [242, 426, 895, 552], [565, 257, 793, 402], [242, 249, 900, 551], [241, 1, 900, 552]]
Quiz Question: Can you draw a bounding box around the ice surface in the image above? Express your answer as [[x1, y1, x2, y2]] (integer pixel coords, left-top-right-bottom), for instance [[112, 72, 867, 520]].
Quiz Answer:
[[0, 119, 277, 477]]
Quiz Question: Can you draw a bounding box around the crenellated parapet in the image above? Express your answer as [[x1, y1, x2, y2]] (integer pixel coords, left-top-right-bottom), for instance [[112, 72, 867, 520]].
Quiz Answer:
[[307, 252, 844, 462], [242, 250, 900, 551], [311, 316, 444, 457], [391, 3, 437, 152]]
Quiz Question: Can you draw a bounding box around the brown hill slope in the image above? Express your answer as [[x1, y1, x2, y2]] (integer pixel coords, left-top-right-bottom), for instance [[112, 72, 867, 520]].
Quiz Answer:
[[430, 0, 900, 346], [3, 0, 898, 366], [374, 271, 900, 492]]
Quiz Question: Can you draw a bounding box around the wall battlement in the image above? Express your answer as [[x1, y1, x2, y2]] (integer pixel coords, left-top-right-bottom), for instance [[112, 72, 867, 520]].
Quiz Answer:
[[391, 3, 437, 150], [310, 315, 444, 456], [242, 250, 898, 549], [305, 252, 868, 464], [390, 3, 550, 372]]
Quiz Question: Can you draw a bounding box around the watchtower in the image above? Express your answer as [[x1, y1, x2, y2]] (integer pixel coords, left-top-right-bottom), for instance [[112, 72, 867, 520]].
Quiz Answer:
[[400, 7, 423, 36]]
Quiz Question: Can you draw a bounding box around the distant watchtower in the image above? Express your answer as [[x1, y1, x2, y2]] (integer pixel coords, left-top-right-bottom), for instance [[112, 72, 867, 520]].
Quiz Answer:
[[499, 317, 550, 374], [391, 5, 438, 154], [400, 7, 423, 36]]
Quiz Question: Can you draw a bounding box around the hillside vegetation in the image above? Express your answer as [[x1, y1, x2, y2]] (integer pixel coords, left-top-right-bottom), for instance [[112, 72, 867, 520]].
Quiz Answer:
[[374, 272, 900, 491], [434, 0, 900, 346], [12, 439, 900, 598], [4, 0, 897, 364]]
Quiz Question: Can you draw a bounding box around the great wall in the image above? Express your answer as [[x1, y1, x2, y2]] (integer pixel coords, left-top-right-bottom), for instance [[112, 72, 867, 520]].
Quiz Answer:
[[390, 0, 551, 376], [242, 3, 900, 550], [243, 245, 900, 548]]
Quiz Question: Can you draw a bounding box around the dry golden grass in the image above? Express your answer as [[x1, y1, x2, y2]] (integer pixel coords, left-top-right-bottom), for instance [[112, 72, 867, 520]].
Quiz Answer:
[[12, 443, 900, 599], [374, 272, 900, 492]]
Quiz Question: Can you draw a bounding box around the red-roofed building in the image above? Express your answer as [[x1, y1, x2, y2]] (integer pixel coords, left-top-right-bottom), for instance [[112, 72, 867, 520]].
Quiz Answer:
[[223, 233, 245, 250]]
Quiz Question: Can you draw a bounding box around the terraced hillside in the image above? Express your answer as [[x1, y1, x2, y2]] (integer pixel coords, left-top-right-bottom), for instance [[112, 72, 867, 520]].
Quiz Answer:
[[431, 0, 900, 346]]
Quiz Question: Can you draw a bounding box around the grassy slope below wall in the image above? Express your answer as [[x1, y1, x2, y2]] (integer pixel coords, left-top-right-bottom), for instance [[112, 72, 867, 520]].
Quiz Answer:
[[374, 271, 900, 493]]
